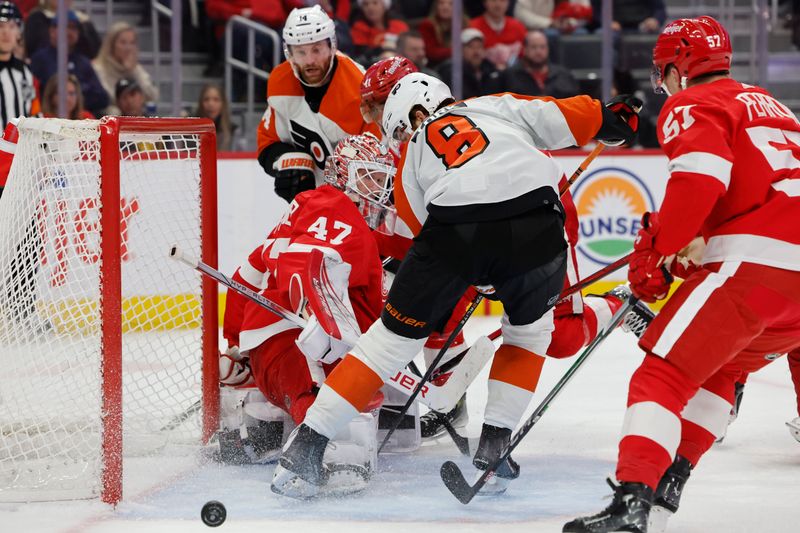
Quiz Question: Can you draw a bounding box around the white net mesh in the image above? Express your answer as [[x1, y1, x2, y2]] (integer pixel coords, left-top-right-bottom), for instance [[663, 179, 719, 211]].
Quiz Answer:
[[0, 118, 212, 502]]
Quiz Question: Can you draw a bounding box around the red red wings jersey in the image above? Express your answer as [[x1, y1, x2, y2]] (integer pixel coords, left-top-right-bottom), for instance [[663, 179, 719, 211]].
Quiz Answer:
[[257, 54, 380, 182], [655, 79, 800, 270], [223, 185, 384, 351]]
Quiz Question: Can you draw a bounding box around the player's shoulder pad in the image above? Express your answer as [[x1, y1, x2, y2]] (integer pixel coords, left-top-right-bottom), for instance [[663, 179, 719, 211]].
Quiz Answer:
[[267, 61, 304, 98]]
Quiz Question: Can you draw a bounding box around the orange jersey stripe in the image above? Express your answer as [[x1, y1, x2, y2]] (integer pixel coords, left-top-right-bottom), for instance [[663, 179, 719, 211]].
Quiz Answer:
[[488, 344, 546, 392], [392, 144, 423, 236], [324, 354, 384, 412], [487, 92, 603, 147]]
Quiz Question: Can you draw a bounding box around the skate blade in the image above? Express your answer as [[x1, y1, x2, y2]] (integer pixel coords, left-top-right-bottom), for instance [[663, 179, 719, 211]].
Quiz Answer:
[[270, 464, 321, 500], [647, 505, 673, 533], [472, 468, 511, 496]]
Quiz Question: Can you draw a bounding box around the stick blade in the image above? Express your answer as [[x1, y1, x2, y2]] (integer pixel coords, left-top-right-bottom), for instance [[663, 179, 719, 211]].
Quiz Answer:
[[440, 461, 475, 504]]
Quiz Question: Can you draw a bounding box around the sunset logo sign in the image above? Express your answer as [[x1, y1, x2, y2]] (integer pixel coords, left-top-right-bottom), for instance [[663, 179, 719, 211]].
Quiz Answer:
[[573, 167, 656, 265]]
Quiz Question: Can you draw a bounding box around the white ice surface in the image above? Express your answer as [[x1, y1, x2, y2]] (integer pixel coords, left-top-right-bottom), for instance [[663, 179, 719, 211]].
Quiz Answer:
[[2, 316, 798, 533]]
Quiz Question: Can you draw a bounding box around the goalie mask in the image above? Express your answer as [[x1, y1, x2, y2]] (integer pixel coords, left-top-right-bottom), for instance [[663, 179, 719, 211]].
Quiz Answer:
[[324, 133, 397, 234]]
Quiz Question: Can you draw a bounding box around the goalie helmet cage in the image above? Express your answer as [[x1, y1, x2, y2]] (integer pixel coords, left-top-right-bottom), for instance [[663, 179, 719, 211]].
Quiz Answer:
[[0, 117, 219, 505]]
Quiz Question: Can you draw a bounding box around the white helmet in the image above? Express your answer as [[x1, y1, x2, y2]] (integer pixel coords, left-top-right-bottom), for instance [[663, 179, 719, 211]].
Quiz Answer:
[[382, 73, 453, 143], [282, 6, 337, 86]]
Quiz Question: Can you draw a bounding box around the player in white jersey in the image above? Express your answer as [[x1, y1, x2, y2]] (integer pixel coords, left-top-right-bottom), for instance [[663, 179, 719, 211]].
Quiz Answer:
[[269, 72, 641, 499]]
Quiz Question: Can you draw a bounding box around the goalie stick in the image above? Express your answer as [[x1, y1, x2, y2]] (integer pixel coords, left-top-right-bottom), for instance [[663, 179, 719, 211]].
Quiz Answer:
[[169, 245, 480, 411], [439, 296, 637, 504]]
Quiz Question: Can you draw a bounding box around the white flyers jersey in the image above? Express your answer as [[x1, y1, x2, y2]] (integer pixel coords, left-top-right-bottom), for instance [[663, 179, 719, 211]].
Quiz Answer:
[[257, 54, 380, 184], [394, 93, 604, 234]]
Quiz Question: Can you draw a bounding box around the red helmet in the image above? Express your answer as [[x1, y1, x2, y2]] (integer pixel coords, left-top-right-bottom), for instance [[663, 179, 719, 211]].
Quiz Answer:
[[652, 16, 731, 93], [360, 56, 418, 106]]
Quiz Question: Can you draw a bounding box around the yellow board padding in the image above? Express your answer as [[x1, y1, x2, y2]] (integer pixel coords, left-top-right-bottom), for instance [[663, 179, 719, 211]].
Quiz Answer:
[[480, 280, 680, 316], [43, 294, 204, 334]]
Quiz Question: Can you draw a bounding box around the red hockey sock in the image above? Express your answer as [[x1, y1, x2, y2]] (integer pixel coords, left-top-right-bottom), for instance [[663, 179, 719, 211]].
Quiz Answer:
[[617, 354, 701, 490]]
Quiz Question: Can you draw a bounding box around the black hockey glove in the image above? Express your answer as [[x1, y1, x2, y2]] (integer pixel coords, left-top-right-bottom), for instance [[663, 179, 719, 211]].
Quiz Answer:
[[272, 151, 316, 202], [595, 94, 643, 147]]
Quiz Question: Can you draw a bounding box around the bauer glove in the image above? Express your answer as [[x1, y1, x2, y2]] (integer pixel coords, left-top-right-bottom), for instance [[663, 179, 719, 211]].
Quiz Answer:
[[272, 151, 316, 202], [595, 94, 642, 146], [628, 212, 674, 303]]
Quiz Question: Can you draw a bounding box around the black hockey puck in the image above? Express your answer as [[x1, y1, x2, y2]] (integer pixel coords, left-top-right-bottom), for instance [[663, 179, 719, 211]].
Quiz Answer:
[[201, 500, 226, 527]]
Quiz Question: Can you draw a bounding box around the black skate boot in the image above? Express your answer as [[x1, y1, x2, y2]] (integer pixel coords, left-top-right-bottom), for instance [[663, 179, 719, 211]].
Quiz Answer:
[[604, 284, 655, 338], [420, 394, 468, 439], [563, 478, 653, 533], [472, 423, 520, 495], [648, 455, 692, 533], [271, 424, 329, 499]]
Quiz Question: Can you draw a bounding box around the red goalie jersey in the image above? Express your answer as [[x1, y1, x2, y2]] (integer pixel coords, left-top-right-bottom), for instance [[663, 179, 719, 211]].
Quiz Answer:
[[223, 185, 384, 353]]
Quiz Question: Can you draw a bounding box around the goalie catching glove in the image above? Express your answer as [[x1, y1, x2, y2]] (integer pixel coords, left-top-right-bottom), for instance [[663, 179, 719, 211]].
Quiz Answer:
[[272, 151, 316, 202], [219, 346, 254, 387]]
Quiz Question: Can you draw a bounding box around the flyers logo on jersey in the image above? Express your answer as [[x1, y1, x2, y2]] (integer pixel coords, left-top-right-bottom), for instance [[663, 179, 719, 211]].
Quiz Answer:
[[573, 167, 656, 265], [290, 121, 331, 169]]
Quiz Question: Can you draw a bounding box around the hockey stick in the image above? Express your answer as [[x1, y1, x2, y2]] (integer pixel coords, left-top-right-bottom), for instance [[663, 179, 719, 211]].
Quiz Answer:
[[159, 398, 203, 432], [559, 143, 605, 196], [482, 252, 632, 346], [440, 296, 637, 504], [378, 292, 484, 453], [169, 245, 470, 410]]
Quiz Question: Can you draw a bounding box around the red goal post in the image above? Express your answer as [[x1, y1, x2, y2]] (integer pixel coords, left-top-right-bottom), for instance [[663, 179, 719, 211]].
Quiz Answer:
[[0, 117, 219, 505]]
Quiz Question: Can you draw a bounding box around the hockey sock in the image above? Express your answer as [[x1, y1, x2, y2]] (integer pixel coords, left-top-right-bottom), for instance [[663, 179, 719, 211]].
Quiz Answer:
[[617, 354, 701, 490], [484, 344, 546, 429], [677, 365, 738, 465]]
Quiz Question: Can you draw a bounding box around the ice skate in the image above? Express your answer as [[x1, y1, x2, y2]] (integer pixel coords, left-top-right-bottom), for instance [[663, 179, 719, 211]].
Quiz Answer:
[[472, 423, 520, 495], [649, 455, 692, 533], [563, 478, 653, 533], [271, 424, 328, 499], [787, 417, 800, 443], [605, 285, 655, 338], [716, 381, 745, 443], [420, 394, 468, 439]]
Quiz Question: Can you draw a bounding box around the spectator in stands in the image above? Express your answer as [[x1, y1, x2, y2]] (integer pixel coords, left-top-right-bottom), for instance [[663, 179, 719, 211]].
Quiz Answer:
[[350, 0, 409, 56], [24, 0, 100, 59], [93, 22, 158, 112], [501, 28, 578, 98], [419, 0, 471, 67], [396, 31, 440, 78], [115, 78, 146, 117], [589, 0, 665, 33], [195, 83, 237, 152], [437, 28, 503, 99], [40, 74, 93, 120], [515, 0, 592, 33], [29, 11, 108, 117], [469, 0, 527, 69]]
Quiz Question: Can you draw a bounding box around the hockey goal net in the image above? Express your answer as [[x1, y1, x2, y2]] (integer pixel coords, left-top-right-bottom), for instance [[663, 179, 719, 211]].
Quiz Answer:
[[0, 117, 219, 505]]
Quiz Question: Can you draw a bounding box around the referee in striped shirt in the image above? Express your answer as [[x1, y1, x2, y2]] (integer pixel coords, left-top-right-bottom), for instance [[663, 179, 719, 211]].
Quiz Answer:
[[0, 0, 40, 197], [0, 1, 43, 329]]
